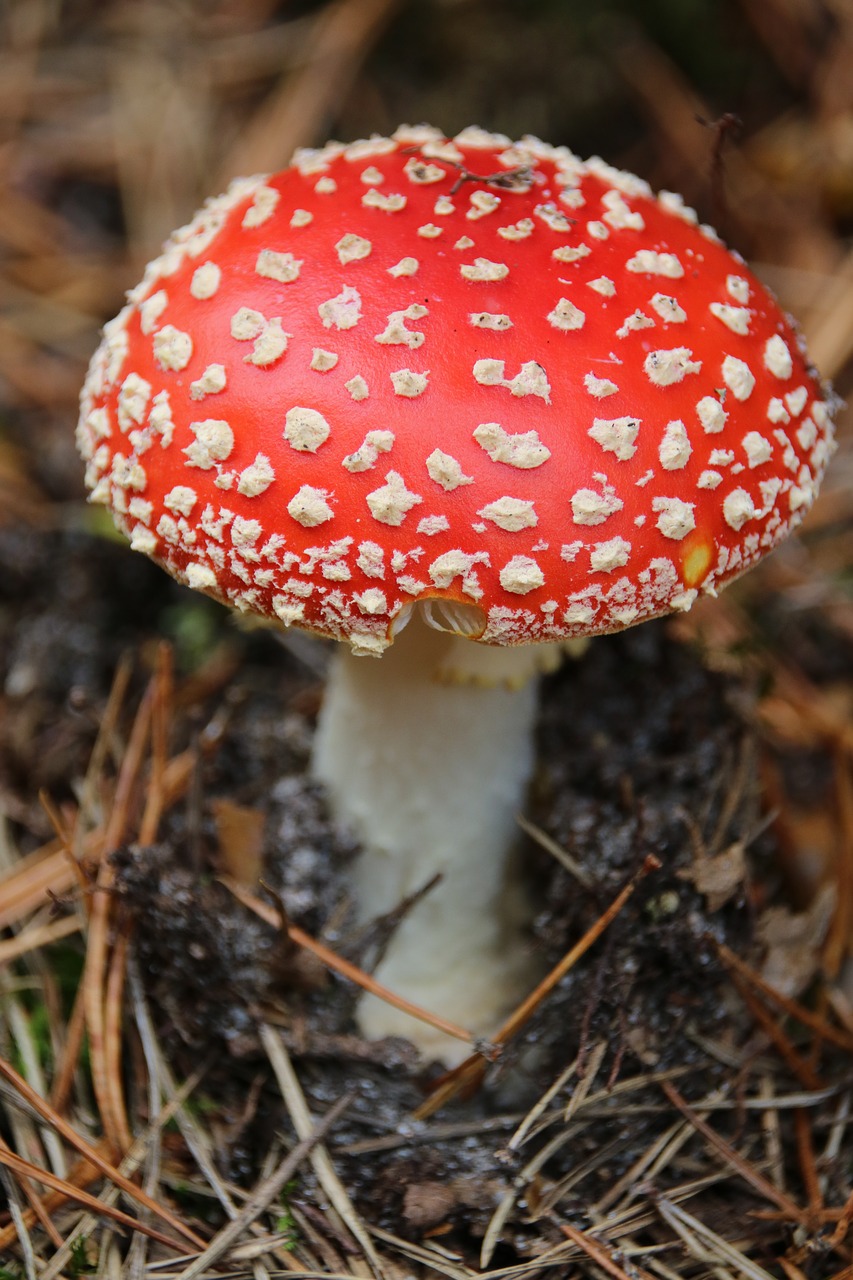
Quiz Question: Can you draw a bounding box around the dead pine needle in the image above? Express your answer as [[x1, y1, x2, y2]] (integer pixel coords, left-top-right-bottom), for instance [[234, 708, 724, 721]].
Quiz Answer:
[[415, 855, 660, 1118]]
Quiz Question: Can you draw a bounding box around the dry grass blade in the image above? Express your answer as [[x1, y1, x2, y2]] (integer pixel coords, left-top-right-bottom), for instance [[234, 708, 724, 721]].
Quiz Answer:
[[655, 1195, 778, 1280], [173, 1089, 355, 1280], [0, 1054, 206, 1250], [0, 912, 82, 965], [217, 0, 401, 184], [555, 1218, 659, 1280], [715, 941, 853, 1054], [259, 1022, 386, 1279], [662, 1081, 806, 1223], [0, 1141, 190, 1254]]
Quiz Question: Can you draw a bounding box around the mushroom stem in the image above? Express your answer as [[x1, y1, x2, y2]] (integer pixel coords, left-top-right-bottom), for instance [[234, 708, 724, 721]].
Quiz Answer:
[[312, 611, 545, 1062]]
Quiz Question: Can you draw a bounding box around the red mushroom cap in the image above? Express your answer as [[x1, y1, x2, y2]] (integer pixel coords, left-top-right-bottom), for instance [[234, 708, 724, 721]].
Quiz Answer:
[[77, 125, 837, 655]]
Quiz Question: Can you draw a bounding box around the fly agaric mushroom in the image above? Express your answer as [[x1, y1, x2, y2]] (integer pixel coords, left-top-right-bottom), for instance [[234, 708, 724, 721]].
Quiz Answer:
[[77, 125, 836, 1061]]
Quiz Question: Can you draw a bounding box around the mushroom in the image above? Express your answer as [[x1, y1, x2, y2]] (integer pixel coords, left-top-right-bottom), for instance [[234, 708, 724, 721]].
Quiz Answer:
[[77, 126, 837, 1061]]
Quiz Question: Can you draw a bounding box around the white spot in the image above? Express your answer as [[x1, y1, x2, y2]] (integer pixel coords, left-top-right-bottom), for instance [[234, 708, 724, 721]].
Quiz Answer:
[[547, 298, 586, 331], [403, 157, 445, 184], [128, 496, 152, 524], [796, 418, 818, 451], [118, 373, 151, 432], [311, 349, 338, 372], [727, 275, 750, 303], [590, 537, 631, 572], [231, 307, 265, 340], [139, 290, 168, 334], [315, 177, 337, 194], [659, 419, 692, 470], [190, 262, 221, 300], [391, 369, 428, 397], [601, 189, 644, 230], [764, 335, 793, 380], [473, 358, 504, 386], [571, 485, 623, 526], [190, 363, 227, 400], [273, 597, 305, 627], [153, 325, 192, 371], [478, 497, 537, 531], [354, 589, 388, 615], [698, 470, 722, 489], [626, 250, 684, 277], [186, 563, 218, 590], [589, 416, 640, 461], [649, 294, 686, 323], [742, 432, 773, 468], [498, 219, 534, 241], [617, 310, 655, 338], [584, 374, 619, 398], [418, 224, 442, 238], [785, 385, 808, 417], [722, 355, 756, 401], [426, 450, 473, 491], [388, 257, 419, 277], [336, 233, 372, 265], [587, 220, 609, 239], [375, 303, 428, 348], [723, 488, 756, 531], [460, 258, 509, 282], [360, 166, 384, 185], [454, 236, 475, 250], [500, 556, 544, 595], [587, 276, 615, 296], [467, 190, 501, 220], [290, 209, 313, 228], [653, 497, 695, 541], [130, 526, 158, 554], [710, 302, 751, 335], [428, 550, 486, 599], [362, 189, 406, 212], [284, 406, 331, 453], [418, 515, 450, 536], [470, 312, 513, 330], [256, 250, 301, 283], [357, 541, 385, 579], [709, 448, 735, 466], [473, 422, 551, 469], [318, 285, 362, 330], [245, 318, 289, 367], [149, 391, 174, 447], [242, 185, 280, 228], [697, 396, 727, 434], [508, 362, 551, 400], [238, 454, 275, 496], [366, 471, 422, 525], [645, 348, 701, 386], [342, 430, 394, 473], [553, 244, 591, 263], [535, 202, 573, 232], [767, 397, 791, 424], [288, 486, 334, 527], [345, 375, 369, 401], [231, 516, 262, 551], [164, 486, 197, 517], [184, 418, 234, 469]]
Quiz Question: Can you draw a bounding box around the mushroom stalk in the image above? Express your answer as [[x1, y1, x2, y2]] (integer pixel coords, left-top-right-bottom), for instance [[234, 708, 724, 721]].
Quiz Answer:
[[312, 612, 542, 1062]]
